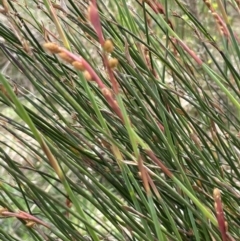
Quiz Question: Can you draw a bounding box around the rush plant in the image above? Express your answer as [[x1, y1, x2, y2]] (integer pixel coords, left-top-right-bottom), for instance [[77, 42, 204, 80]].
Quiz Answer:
[[0, 0, 240, 240]]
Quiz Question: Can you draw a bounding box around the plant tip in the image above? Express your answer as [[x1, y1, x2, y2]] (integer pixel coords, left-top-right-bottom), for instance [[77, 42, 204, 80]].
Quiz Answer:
[[213, 188, 220, 199]]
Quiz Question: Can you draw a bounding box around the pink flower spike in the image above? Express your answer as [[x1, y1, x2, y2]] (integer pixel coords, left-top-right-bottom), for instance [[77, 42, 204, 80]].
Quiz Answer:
[[88, 1, 104, 45], [60, 48, 105, 89], [176, 39, 203, 65]]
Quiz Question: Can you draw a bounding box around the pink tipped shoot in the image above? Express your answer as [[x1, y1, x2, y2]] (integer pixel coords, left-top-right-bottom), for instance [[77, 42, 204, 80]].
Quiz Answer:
[[213, 188, 227, 241], [87, 1, 104, 45]]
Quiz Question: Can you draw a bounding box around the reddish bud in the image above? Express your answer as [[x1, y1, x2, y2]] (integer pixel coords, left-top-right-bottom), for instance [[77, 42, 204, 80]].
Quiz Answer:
[[87, 2, 104, 45]]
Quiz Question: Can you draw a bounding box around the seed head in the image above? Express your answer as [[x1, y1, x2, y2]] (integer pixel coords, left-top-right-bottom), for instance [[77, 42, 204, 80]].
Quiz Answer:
[[25, 221, 36, 228], [83, 70, 92, 81], [58, 52, 74, 63], [103, 40, 114, 53], [108, 58, 118, 69], [43, 42, 61, 54], [213, 188, 221, 199], [101, 87, 112, 97], [72, 61, 85, 71], [0, 207, 8, 215]]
